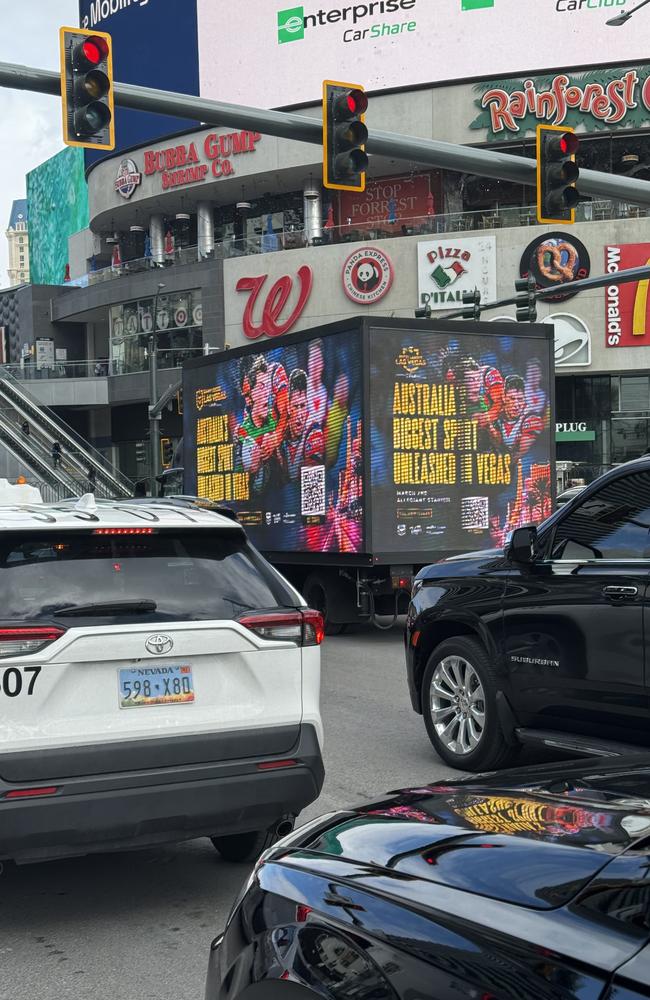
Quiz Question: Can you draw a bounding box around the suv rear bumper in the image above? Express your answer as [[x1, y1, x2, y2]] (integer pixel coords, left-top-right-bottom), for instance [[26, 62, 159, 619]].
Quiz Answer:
[[0, 724, 324, 864]]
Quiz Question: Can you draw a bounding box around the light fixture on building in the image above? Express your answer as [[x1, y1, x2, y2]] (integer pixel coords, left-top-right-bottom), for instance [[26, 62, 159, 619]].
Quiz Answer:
[[236, 202, 252, 211], [175, 213, 191, 221]]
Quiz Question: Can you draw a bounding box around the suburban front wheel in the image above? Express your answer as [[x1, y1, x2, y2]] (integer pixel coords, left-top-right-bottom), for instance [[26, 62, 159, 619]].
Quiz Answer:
[[422, 636, 517, 771]]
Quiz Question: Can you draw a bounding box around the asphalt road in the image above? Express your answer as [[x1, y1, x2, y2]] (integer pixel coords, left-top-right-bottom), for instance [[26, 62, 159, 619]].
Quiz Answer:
[[0, 625, 466, 1000]]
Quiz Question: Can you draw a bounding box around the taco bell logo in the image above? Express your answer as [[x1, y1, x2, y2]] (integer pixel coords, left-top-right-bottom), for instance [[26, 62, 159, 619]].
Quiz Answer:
[[115, 158, 142, 200]]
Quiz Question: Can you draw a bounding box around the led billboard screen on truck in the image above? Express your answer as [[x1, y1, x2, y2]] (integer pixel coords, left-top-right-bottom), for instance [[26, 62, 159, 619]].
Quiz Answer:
[[182, 319, 553, 560]]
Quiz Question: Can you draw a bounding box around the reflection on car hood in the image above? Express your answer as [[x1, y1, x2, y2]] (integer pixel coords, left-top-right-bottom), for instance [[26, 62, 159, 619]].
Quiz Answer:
[[289, 759, 650, 910], [443, 547, 503, 562]]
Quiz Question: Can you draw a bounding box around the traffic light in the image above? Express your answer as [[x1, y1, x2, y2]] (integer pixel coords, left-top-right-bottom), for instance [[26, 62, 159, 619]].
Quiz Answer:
[[160, 438, 174, 469], [515, 275, 538, 323], [414, 304, 432, 319], [323, 80, 368, 192], [60, 26, 115, 150], [536, 124, 580, 224], [462, 289, 481, 321]]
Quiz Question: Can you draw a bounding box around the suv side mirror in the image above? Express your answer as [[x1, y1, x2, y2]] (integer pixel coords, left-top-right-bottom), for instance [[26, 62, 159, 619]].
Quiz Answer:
[[508, 525, 538, 564]]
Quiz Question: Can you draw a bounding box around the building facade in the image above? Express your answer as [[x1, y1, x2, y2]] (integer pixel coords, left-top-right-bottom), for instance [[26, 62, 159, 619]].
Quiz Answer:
[[2, 54, 650, 488], [5, 200, 29, 288]]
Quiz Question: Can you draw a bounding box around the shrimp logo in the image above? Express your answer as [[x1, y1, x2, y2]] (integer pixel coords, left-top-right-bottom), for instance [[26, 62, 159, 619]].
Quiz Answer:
[[520, 232, 590, 304]]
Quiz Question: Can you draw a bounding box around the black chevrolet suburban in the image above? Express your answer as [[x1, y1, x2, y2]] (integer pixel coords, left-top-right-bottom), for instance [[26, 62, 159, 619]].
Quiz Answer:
[[406, 457, 650, 770]]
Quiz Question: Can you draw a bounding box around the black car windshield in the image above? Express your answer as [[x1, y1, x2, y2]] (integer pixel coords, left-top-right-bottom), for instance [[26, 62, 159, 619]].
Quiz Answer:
[[0, 530, 295, 623]]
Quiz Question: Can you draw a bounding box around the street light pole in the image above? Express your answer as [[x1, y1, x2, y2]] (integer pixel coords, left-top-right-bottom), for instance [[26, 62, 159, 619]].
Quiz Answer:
[[607, 0, 650, 25], [148, 282, 165, 496]]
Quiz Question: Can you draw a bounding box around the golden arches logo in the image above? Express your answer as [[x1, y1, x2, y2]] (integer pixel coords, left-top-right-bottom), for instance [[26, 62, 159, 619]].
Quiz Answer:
[[633, 257, 650, 337]]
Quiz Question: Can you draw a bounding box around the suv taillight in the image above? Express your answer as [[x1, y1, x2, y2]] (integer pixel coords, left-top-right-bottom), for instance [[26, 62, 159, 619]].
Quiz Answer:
[[0, 626, 66, 658], [238, 610, 324, 647]]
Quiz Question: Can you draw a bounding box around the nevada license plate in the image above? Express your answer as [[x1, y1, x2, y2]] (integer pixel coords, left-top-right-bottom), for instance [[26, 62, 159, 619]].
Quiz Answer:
[[119, 665, 195, 709]]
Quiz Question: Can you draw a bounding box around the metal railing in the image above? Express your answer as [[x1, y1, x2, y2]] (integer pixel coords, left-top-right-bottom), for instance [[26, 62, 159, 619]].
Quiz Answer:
[[1, 348, 204, 381], [74, 198, 649, 287], [2, 360, 111, 381], [0, 369, 133, 498], [111, 348, 204, 376]]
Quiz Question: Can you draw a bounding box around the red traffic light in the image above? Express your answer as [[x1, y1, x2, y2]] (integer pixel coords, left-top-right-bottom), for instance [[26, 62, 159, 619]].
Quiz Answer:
[[82, 40, 101, 65], [536, 125, 580, 224], [61, 26, 115, 151], [74, 34, 109, 71], [335, 88, 368, 120], [323, 80, 367, 192], [346, 89, 368, 116], [559, 132, 579, 156]]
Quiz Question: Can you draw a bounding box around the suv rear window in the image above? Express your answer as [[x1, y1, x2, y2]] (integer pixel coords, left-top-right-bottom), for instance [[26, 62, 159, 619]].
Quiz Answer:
[[0, 530, 296, 623]]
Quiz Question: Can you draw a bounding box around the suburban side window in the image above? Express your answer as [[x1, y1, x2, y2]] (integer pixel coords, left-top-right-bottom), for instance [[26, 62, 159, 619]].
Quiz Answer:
[[550, 472, 650, 560]]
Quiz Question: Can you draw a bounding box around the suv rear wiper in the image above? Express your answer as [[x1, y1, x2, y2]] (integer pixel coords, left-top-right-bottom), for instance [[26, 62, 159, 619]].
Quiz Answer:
[[53, 600, 157, 617]]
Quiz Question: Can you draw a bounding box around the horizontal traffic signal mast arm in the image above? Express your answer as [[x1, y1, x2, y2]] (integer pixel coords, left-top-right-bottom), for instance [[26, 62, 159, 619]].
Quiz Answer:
[[2, 60, 650, 206], [438, 265, 650, 321]]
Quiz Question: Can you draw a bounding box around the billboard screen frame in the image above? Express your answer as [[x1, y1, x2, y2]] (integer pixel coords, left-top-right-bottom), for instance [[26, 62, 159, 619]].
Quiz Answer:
[[183, 317, 555, 567]]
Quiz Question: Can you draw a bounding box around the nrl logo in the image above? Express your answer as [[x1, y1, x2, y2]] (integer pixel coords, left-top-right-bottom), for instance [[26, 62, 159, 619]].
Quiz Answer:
[[396, 346, 427, 375]]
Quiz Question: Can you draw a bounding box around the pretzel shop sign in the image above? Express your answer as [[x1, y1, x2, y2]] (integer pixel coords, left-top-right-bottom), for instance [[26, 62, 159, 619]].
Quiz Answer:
[[520, 233, 591, 304], [142, 130, 262, 191]]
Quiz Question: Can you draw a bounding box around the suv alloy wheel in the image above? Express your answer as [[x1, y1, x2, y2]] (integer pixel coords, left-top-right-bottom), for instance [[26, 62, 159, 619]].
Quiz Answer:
[[422, 636, 517, 771]]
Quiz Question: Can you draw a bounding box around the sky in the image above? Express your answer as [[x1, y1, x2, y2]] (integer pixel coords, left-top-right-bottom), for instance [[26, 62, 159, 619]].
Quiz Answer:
[[0, 0, 78, 286]]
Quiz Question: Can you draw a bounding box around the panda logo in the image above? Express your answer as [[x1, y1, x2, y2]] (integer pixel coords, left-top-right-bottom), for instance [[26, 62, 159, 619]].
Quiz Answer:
[[354, 259, 381, 293], [343, 247, 394, 305]]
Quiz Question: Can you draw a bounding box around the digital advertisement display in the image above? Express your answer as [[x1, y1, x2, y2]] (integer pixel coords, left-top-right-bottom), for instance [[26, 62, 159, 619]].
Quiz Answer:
[[197, 0, 645, 109], [369, 328, 553, 553], [184, 331, 364, 554], [80, 1, 647, 155]]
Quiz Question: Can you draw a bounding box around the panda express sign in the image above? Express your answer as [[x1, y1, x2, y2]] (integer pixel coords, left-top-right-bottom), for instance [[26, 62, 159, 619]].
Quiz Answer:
[[470, 65, 650, 141], [142, 130, 263, 191]]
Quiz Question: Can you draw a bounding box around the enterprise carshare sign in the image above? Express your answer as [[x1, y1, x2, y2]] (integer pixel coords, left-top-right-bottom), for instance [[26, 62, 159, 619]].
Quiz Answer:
[[80, 0, 647, 148]]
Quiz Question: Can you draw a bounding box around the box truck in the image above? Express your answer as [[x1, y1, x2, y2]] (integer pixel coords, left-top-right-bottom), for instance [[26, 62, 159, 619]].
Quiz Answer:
[[182, 318, 554, 631]]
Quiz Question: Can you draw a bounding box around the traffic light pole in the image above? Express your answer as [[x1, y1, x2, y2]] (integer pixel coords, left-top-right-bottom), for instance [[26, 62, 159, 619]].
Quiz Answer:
[[432, 264, 650, 322], [2, 60, 650, 206]]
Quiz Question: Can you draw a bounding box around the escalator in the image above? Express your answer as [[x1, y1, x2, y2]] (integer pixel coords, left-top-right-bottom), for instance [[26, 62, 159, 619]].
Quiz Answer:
[[0, 370, 133, 499], [0, 416, 83, 497]]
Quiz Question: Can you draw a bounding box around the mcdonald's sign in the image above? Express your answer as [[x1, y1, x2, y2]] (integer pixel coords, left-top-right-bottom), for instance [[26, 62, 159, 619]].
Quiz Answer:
[[605, 243, 650, 349]]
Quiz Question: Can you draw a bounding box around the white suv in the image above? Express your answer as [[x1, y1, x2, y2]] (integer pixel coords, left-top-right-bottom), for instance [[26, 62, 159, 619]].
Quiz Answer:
[[0, 498, 324, 864]]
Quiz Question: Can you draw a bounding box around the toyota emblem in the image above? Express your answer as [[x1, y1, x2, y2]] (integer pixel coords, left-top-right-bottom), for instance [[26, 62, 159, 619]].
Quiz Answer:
[[145, 634, 173, 655]]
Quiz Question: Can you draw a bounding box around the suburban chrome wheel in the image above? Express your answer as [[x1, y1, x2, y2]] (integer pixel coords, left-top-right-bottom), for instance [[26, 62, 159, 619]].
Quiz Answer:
[[430, 656, 486, 756]]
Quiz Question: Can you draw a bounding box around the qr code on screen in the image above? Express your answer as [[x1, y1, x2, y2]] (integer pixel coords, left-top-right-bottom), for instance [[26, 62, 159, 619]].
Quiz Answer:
[[461, 497, 489, 531], [301, 465, 326, 517]]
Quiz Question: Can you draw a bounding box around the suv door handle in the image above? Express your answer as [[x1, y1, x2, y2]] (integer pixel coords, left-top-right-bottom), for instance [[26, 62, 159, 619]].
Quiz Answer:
[[602, 585, 638, 598]]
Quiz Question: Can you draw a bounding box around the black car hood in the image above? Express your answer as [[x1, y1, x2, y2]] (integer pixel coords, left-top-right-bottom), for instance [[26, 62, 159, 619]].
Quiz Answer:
[[289, 759, 650, 910], [417, 547, 504, 579]]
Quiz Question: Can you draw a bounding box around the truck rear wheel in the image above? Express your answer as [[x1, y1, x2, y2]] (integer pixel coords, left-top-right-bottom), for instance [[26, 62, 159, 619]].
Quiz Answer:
[[304, 576, 347, 636], [422, 636, 517, 771]]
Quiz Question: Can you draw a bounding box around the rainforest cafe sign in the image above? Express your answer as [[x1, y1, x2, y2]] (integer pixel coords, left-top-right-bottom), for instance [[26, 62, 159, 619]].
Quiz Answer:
[[471, 66, 650, 140]]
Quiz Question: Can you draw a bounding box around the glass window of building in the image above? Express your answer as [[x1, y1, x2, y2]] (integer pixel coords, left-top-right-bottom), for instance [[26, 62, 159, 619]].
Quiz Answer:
[[110, 291, 202, 374]]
